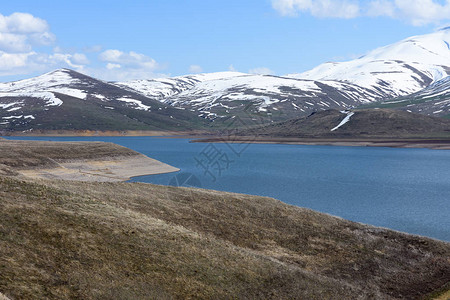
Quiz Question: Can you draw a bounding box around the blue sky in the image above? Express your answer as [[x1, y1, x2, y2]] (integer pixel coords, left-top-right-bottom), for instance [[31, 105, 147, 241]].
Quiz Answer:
[[1, 0, 450, 81]]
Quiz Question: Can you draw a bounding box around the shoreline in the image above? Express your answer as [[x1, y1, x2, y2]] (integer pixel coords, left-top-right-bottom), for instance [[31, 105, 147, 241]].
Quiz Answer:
[[4, 132, 450, 150], [0, 139, 180, 182], [17, 154, 180, 182], [192, 137, 450, 150], [0, 129, 208, 137]]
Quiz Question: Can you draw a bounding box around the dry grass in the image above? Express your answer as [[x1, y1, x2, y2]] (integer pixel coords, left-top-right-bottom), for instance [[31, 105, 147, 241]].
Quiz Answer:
[[431, 289, 450, 300], [1, 176, 449, 299], [0, 140, 138, 170]]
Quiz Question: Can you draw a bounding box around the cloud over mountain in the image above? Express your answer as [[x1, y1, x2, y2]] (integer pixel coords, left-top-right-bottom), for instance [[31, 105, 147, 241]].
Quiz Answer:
[[272, 0, 450, 26]]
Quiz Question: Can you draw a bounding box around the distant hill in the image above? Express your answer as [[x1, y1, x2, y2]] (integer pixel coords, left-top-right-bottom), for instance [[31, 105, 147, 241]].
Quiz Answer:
[[234, 109, 450, 139]]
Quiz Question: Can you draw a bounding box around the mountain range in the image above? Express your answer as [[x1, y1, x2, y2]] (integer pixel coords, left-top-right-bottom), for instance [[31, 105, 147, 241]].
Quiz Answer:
[[1, 28, 450, 132]]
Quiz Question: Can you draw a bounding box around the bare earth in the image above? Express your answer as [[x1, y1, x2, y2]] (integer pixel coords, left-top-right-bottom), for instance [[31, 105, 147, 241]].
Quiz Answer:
[[0, 140, 179, 181], [18, 155, 179, 182]]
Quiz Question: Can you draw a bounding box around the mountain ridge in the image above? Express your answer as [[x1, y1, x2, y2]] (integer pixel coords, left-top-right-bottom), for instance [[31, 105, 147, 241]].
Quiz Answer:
[[1, 29, 450, 132], [289, 29, 450, 98], [0, 69, 210, 132]]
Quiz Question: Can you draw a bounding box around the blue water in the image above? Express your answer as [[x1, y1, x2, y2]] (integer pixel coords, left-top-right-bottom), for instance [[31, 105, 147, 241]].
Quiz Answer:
[[5, 136, 450, 241]]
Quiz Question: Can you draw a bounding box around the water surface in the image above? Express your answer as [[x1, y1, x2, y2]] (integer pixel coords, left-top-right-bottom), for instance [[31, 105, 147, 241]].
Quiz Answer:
[[5, 136, 450, 241]]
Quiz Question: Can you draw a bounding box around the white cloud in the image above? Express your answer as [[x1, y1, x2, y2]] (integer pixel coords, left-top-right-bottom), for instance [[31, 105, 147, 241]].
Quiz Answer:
[[29, 31, 56, 46], [0, 12, 93, 78], [99, 49, 122, 62], [99, 49, 158, 70], [96, 49, 161, 80], [272, 0, 450, 25], [84, 45, 102, 53], [228, 64, 237, 72], [0, 51, 34, 71], [106, 63, 121, 70], [0, 12, 49, 33], [0, 13, 55, 53], [0, 32, 30, 52], [249, 67, 274, 75], [189, 64, 203, 73], [47, 53, 88, 71], [0, 51, 91, 77], [85, 67, 168, 81], [367, 0, 396, 17], [0, 51, 52, 76], [272, 0, 360, 18], [393, 0, 450, 26], [0, 12, 159, 81], [72, 53, 90, 65]]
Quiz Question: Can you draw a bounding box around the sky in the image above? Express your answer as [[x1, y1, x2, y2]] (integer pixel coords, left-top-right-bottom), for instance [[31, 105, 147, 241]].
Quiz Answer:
[[1, 0, 450, 82]]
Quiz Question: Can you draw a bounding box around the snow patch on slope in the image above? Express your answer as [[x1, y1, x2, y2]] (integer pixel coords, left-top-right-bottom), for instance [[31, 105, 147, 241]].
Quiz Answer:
[[116, 97, 151, 111], [331, 111, 355, 131], [0, 92, 62, 107]]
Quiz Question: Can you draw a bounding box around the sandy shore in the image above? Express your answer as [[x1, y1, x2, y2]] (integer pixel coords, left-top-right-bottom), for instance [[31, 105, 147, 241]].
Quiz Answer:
[[18, 155, 179, 182], [193, 137, 450, 150]]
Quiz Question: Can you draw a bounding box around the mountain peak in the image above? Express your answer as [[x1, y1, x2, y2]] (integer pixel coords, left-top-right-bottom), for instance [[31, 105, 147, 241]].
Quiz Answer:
[[288, 30, 450, 98], [44, 68, 88, 78]]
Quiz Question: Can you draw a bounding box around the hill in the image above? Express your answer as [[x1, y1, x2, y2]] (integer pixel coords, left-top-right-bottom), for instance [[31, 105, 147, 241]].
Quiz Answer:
[[0, 175, 449, 299], [231, 109, 450, 139]]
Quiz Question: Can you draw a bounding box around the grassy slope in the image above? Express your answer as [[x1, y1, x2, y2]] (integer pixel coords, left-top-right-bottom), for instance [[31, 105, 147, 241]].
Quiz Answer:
[[0, 176, 449, 299], [0, 140, 138, 169]]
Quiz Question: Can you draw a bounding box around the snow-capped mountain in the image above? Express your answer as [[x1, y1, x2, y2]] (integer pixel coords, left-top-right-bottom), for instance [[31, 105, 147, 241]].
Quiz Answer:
[[2, 29, 450, 132], [364, 75, 450, 117], [0, 69, 159, 112], [1, 68, 382, 129], [409, 75, 450, 101], [0, 69, 209, 131], [116, 72, 246, 100], [289, 28, 450, 98], [157, 74, 379, 120], [118, 29, 450, 121]]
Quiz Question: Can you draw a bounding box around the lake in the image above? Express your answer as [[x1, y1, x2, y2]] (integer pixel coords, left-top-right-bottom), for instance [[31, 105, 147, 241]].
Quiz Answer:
[[5, 136, 450, 241]]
